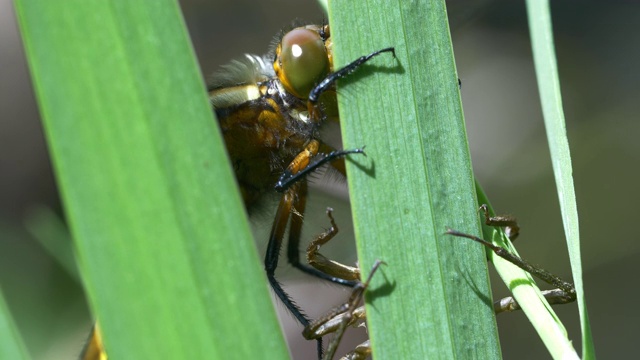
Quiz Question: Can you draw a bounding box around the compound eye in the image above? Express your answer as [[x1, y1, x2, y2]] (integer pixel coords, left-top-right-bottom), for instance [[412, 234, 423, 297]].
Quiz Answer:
[[278, 28, 329, 99]]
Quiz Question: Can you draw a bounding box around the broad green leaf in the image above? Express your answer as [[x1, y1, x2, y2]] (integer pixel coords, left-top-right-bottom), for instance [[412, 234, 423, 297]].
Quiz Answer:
[[15, 1, 288, 359], [330, 1, 501, 358]]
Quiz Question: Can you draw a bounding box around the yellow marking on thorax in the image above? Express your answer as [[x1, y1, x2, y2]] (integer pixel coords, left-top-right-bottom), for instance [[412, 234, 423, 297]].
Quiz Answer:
[[209, 84, 261, 109]]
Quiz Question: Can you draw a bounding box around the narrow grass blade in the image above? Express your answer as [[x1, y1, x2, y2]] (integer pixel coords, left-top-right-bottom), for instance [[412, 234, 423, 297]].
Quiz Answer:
[[527, 1, 595, 358], [0, 287, 30, 360], [15, 1, 288, 359], [330, 1, 501, 358], [317, 0, 328, 14], [24, 206, 79, 283]]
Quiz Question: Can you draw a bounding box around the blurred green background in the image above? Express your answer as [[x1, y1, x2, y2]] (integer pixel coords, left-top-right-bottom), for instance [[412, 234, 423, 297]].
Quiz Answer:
[[1, 0, 637, 358]]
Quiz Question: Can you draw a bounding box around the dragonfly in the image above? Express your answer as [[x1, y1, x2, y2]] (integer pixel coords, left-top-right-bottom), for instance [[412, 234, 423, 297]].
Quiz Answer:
[[80, 23, 395, 360], [208, 23, 394, 358]]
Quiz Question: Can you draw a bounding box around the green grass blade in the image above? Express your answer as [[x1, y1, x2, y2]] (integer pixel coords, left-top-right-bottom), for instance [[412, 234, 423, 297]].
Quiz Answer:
[[527, 1, 595, 358], [15, 1, 288, 359], [317, 0, 328, 14], [329, 1, 501, 358], [0, 287, 30, 360], [24, 206, 79, 283]]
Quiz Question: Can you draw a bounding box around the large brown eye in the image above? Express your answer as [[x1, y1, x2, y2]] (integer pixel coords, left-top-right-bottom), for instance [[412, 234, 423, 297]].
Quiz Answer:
[[278, 28, 329, 99]]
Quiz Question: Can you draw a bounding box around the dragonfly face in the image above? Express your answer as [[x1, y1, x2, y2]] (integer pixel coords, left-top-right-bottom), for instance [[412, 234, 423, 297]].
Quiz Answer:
[[209, 24, 337, 207]]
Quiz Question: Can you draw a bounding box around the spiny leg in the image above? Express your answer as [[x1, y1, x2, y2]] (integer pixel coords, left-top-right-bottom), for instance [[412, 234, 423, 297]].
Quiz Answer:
[[275, 145, 365, 192], [281, 141, 359, 287], [304, 260, 385, 360], [306, 208, 360, 282], [474, 205, 574, 297], [479, 204, 520, 241], [303, 306, 366, 340], [264, 183, 323, 357], [302, 209, 382, 359], [446, 204, 576, 314], [493, 289, 576, 314], [478, 204, 573, 312], [323, 261, 384, 360], [307, 47, 396, 117]]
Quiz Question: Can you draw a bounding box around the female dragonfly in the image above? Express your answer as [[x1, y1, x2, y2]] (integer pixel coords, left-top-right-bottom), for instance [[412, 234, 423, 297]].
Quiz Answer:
[[81, 23, 395, 360]]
